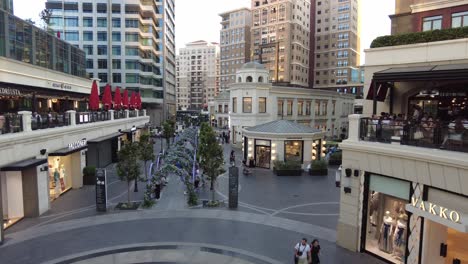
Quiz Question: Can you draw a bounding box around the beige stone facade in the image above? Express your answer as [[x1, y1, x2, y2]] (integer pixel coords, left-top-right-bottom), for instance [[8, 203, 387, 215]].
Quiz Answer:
[[176, 41, 220, 111], [250, 0, 311, 87], [312, 0, 362, 94], [219, 8, 252, 92]]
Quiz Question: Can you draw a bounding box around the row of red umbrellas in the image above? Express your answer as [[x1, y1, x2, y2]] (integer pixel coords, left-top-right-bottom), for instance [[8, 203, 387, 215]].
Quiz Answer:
[[89, 81, 142, 111]]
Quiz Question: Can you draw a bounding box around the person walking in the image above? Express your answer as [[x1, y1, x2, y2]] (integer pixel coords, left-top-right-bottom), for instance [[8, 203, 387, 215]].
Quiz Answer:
[[294, 238, 310, 264], [310, 239, 321, 264]]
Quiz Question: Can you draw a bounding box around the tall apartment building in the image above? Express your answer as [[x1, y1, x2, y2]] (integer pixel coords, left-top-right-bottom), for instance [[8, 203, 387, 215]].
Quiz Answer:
[[0, 0, 13, 13], [45, 0, 176, 125], [390, 0, 468, 35], [251, 0, 311, 87], [219, 8, 252, 92], [313, 0, 362, 94], [176, 41, 220, 111]]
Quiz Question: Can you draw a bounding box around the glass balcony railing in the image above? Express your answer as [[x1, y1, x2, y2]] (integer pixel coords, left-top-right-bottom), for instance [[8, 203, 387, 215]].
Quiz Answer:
[[359, 117, 468, 153]]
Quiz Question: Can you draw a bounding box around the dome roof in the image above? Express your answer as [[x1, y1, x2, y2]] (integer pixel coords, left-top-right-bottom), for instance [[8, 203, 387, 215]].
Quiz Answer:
[[240, 62, 266, 70]]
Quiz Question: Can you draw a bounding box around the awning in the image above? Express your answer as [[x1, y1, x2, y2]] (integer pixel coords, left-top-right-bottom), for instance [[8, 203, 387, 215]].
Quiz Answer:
[[88, 132, 123, 144], [373, 64, 468, 82], [49, 145, 87, 156], [365, 82, 391, 102], [1, 158, 47, 171]]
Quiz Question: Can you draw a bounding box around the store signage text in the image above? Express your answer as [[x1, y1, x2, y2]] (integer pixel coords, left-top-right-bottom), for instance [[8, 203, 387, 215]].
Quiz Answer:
[[68, 139, 87, 150], [0, 88, 21, 96], [52, 82, 72, 90], [411, 198, 461, 223]]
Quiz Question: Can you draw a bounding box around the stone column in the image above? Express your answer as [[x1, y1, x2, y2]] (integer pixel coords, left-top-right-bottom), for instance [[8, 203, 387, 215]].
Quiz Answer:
[[136, 110, 140, 117], [66, 110, 76, 126], [108, 110, 115, 121], [292, 98, 298, 120], [310, 99, 316, 128], [125, 109, 130, 118], [18, 111, 32, 132], [143, 109, 147, 116], [347, 114, 361, 142], [283, 99, 288, 117]]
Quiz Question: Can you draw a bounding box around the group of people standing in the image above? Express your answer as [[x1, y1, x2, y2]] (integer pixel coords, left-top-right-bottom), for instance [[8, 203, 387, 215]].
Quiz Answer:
[[218, 131, 230, 144], [294, 238, 321, 264]]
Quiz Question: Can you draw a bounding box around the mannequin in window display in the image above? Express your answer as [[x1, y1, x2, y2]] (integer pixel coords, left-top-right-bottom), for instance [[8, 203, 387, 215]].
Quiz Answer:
[[378, 211, 394, 253], [53, 168, 61, 198], [392, 214, 408, 260], [369, 191, 380, 227], [60, 164, 66, 190]]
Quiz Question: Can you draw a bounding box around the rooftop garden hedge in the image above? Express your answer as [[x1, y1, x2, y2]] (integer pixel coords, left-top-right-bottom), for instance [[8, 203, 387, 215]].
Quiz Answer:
[[370, 26, 468, 48]]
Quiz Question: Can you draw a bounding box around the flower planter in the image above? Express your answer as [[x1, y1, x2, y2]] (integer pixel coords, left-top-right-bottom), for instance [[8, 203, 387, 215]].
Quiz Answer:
[[274, 169, 303, 176], [328, 159, 342, 166], [309, 169, 328, 176], [115, 202, 141, 210]]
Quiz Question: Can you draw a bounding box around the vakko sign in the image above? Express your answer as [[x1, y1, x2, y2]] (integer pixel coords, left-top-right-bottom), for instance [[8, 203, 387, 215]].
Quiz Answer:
[[410, 198, 461, 223]]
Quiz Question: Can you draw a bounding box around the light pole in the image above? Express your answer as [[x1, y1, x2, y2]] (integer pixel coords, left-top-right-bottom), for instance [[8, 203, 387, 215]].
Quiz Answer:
[[131, 125, 138, 192]]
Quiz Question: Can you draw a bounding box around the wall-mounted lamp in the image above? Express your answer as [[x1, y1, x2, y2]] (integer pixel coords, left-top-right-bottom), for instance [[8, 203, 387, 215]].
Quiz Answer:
[[345, 168, 352, 177], [354, 170, 360, 177], [440, 243, 447, 257], [344, 187, 352, 193], [40, 149, 47, 155], [40, 165, 49, 172]]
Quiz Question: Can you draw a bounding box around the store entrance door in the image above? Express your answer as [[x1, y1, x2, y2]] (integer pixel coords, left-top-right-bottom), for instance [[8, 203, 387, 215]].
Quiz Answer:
[[255, 146, 271, 169]]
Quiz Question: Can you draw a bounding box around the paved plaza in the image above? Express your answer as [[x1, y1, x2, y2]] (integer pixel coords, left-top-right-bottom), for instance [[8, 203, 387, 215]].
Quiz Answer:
[[0, 138, 384, 264]]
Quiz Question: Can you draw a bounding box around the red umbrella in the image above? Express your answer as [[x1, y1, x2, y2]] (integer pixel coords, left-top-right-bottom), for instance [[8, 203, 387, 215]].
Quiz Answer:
[[122, 90, 129, 109], [89, 80, 100, 111], [102, 84, 113, 110], [130, 92, 137, 110], [113, 87, 122, 110], [136, 92, 142, 110]]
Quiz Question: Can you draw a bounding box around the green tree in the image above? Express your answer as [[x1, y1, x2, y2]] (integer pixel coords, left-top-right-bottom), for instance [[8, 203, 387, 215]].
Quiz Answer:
[[139, 133, 155, 181], [162, 120, 175, 148], [39, 9, 52, 30], [198, 123, 225, 202], [117, 142, 141, 205]]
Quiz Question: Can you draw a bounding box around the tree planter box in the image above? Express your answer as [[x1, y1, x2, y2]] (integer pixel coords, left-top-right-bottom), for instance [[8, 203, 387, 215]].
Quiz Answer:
[[274, 169, 303, 176], [202, 200, 224, 208], [115, 202, 141, 210], [328, 160, 342, 166], [309, 169, 328, 176]]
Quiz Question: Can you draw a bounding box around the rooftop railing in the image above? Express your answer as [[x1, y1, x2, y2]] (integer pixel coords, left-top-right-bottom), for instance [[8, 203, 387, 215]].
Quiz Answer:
[[0, 109, 147, 136]]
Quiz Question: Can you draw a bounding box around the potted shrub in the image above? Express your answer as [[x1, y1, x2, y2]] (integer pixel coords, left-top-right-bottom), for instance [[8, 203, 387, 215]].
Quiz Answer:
[[82, 166, 96, 185], [328, 151, 342, 166], [309, 160, 328, 176], [273, 160, 303, 176]]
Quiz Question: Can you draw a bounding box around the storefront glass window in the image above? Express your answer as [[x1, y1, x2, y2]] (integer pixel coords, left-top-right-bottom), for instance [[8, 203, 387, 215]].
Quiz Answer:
[[365, 175, 410, 263], [284, 140, 303, 163], [48, 156, 73, 201]]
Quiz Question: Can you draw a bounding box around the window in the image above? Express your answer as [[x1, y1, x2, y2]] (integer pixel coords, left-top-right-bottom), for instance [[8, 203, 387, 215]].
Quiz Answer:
[[232, 97, 237, 113], [64, 17, 78, 27], [125, 46, 138, 56], [305, 101, 311, 115], [259, 97, 266, 113], [83, 31, 93, 41], [97, 45, 107, 55], [83, 45, 93, 55], [125, 60, 138, 69], [258, 76, 264, 83], [277, 100, 283, 116], [422, 16, 442, 31], [98, 59, 107, 69], [125, 33, 139, 42], [315, 101, 320, 115], [287, 100, 293, 115], [83, 17, 93, 27], [125, 19, 139, 28], [298, 101, 303, 115], [112, 32, 121, 41], [452, 11, 468, 28], [97, 32, 107, 41], [98, 73, 108, 83], [284, 141, 303, 163], [112, 73, 121, 83], [86, 59, 93, 69], [97, 17, 107, 27], [112, 59, 121, 69], [242, 97, 252, 113], [246, 76, 253, 82], [64, 31, 79, 41], [112, 18, 121, 28], [112, 45, 121, 55], [125, 73, 139, 83]]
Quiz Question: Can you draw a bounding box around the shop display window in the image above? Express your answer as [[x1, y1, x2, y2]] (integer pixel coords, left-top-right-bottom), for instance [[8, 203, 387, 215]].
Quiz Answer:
[[364, 175, 410, 264], [48, 156, 72, 201], [284, 140, 303, 163]]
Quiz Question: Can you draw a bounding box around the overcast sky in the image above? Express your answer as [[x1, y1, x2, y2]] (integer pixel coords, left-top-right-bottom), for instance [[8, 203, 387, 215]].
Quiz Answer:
[[13, 0, 394, 64]]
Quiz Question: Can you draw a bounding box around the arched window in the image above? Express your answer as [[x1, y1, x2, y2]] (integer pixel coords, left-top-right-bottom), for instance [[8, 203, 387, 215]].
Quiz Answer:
[[238, 76, 242, 83], [258, 76, 264, 83], [246, 76, 253, 82]]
